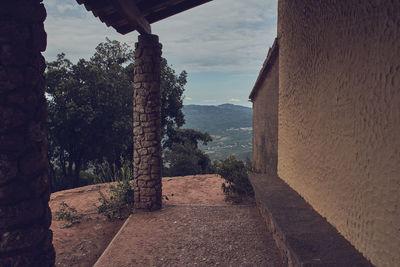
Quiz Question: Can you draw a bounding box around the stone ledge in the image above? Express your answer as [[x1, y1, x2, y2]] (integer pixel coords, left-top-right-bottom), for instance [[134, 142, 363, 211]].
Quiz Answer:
[[248, 173, 374, 267]]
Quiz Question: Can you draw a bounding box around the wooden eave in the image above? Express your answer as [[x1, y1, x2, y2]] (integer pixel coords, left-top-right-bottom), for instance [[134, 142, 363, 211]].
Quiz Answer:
[[249, 38, 278, 101], [76, 0, 213, 35]]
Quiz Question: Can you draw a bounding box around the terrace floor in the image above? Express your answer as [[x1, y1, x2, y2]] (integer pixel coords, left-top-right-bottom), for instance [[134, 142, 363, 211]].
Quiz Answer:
[[50, 175, 284, 267]]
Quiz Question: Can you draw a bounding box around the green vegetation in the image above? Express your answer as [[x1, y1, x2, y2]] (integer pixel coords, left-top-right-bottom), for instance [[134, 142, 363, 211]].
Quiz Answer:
[[54, 201, 82, 228], [96, 157, 135, 220], [97, 180, 135, 220], [163, 129, 213, 177], [93, 157, 133, 184], [46, 40, 134, 190], [215, 156, 253, 203], [46, 38, 254, 194], [46, 39, 211, 191]]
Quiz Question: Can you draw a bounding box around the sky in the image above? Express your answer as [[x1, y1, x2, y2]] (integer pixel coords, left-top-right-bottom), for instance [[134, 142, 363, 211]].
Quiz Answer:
[[43, 0, 277, 107]]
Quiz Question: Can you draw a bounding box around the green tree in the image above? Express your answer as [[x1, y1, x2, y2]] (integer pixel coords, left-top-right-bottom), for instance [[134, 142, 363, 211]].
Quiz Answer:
[[47, 39, 212, 190], [163, 129, 213, 176], [46, 39, 190, 189], [216, 156, 253, 198], [46, 39, 134, 189], [160, 58, 186, 144]]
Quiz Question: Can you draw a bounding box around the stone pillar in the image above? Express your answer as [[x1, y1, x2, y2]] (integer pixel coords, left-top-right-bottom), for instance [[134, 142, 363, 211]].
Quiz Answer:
[[0, 0, 55, 266], [133, 34, 162, 211]]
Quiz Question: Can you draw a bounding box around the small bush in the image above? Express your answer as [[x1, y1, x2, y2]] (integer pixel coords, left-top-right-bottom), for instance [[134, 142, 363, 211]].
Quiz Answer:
[[79, 170, 96, 186], [54, 201, 82, 228], [216, 156, 253, 203], [97, 180, 134, 220], [94, 156, 133, 184]]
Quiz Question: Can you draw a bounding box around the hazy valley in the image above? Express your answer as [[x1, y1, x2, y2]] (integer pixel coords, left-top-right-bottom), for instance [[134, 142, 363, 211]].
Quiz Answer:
[[183, 103, 252, 161]]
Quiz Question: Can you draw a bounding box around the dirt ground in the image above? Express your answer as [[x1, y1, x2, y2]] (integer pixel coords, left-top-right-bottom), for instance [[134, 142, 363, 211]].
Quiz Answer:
[[50, 182, 123, 267], [50, 174, 283, 267], [49, 175, 226, 266], [95, 205, 283, 267]]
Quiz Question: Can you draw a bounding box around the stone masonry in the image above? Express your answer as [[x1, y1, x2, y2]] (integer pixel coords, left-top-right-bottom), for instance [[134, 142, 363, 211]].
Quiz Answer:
[[133, 34, 162, 211], [0, 0, 55, 266]]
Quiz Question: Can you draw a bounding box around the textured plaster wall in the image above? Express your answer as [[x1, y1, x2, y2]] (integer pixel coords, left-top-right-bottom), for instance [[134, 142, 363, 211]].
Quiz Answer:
[[252, 55, 279, 175], [278, 1, 400, 266]]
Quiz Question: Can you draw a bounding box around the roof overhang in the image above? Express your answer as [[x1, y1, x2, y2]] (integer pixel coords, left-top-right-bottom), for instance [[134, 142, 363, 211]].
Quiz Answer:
[[76, 0, 213, 35], [249, 38, 278, 101]]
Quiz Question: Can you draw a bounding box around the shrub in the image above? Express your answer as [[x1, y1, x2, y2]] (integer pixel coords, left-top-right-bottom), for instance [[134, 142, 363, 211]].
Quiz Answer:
[[97, 180, 134, 220], [54, 201, 82, 228], [93, 156, 133, 184], [163, 128, 213, 177], [216, 156, 253, 202]]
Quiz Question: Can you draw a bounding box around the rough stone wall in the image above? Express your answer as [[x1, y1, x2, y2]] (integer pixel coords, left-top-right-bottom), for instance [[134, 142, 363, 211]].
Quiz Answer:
[[0, 0, 55, 266], [252, 51, 279, 175], [133, 34, 162, 211], [278, 1, 400, 266]]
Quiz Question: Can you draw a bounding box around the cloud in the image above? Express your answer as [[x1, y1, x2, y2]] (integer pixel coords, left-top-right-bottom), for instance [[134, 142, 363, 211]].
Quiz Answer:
[[184, 96, 193, 101], [56, 4, 78, 13], [153, 0, 277, 72], [45, 0, 56, 8], [229, 98, 241, 102], [43, 0, 277, 73], [44, 13, 137, 63]]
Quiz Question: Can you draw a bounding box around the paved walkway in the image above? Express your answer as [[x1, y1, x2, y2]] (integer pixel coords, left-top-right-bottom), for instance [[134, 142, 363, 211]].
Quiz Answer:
[[94, 175, 284, 266], [95, 204, 283, 267]]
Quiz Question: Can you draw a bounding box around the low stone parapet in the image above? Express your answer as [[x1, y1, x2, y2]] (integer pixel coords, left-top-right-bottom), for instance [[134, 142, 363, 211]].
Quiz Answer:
[[248, 173, 373, 267]]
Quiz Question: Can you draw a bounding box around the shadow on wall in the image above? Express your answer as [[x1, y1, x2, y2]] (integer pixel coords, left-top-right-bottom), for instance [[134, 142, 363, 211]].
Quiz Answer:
[[249, 39, 279, 176]]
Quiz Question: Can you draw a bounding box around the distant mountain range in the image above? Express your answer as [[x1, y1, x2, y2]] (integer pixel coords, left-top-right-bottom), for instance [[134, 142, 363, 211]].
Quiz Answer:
[[182, 103, 252, 161]]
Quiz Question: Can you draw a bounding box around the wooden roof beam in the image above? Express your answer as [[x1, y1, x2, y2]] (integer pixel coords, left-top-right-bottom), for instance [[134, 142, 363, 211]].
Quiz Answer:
[[99, 12, 126, 27], [113, 0, 151, 35], [145, 0, 212, 24], [81, 0, 111, 12], [137, 0, 186, 16]]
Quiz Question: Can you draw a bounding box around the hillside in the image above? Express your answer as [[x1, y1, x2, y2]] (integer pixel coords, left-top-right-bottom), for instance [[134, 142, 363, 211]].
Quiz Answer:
[[182, 103, 252, 161]]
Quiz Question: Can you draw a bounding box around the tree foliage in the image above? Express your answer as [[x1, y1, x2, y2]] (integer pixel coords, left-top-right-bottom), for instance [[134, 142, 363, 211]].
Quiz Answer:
[[46, 39, 133, 188], [163, 129, 213, 177], [46, 39, 211, 190], [47, 40, 183, 188], [47, 38, 256, 201], [215, 156, 253, 200], [161, 58, 186, 144]]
